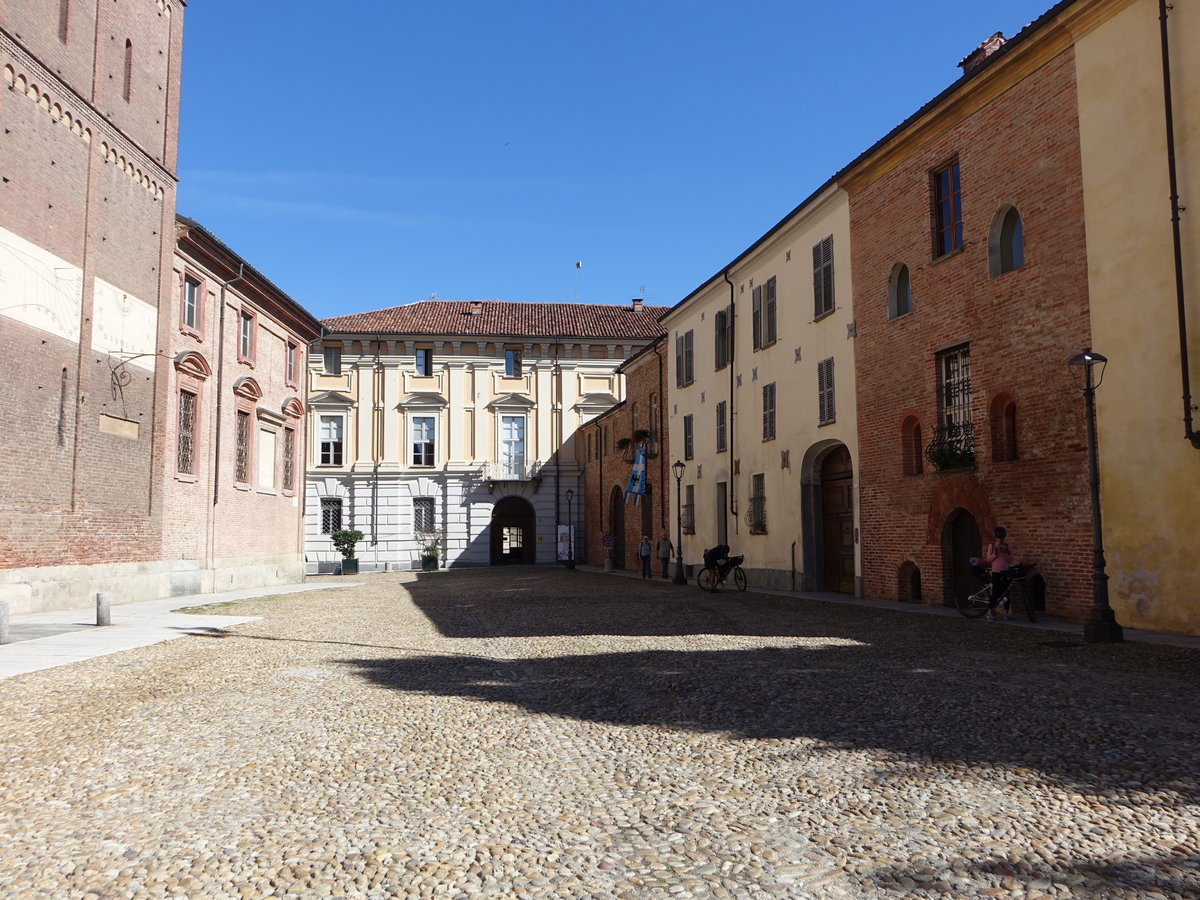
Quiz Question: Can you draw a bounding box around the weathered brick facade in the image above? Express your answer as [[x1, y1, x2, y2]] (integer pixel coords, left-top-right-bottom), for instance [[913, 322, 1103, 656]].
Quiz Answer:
[[580, 338, 672, 571], [1, 1, 184, 609], [846, 45, 1096, 618]]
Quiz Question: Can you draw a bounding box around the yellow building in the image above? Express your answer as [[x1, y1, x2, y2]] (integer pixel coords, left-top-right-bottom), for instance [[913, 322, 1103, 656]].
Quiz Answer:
[[661, 186, 859, 592], [306, 299, 665, 570], [1075, 0, 1200, 634]]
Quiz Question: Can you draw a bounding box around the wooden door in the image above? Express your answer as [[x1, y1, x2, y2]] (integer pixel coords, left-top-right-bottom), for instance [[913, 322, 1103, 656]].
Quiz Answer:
[[821, 446, 856, 593]]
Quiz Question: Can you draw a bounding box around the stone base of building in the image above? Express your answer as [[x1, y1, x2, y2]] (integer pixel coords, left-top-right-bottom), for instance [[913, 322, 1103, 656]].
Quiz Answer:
[[0, 554, 306, 616]]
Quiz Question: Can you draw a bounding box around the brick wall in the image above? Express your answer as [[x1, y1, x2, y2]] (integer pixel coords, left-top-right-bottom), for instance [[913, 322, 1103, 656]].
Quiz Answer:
[[581, 341, 672, 569], [849, 48, 1096, 619]]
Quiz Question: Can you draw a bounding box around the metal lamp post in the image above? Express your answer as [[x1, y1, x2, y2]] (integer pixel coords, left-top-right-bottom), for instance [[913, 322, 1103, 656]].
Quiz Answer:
[[672, 459, 687, 584], [565, 488, 575, 569], [1068, 349, 1123, 643]]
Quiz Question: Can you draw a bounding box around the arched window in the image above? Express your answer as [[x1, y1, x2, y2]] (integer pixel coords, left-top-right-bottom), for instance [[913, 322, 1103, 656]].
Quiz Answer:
[[888, 263, 912, 319], [989, 206, 1024, 276], [123, 39, 133, 102], [989, 393, 1018, 462], [901, 415, 924, 476], [897, 561, 922, 602]]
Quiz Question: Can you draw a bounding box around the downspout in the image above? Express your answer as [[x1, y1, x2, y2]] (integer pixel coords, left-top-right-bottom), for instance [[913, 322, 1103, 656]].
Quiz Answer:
[[554, 337, 561, 537], [653, 339, 666, 529], [723, 268, 737, 534], [211, 263, 245, 506], [1158, 0, 1199, 448]]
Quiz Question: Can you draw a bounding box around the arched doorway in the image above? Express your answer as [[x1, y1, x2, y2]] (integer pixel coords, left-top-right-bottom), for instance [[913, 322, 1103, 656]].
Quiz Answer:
[[942, 507, 981, 605], [608, 485, 625, 569], [820, 445, 856, 593], [490, 496, 536, 565]]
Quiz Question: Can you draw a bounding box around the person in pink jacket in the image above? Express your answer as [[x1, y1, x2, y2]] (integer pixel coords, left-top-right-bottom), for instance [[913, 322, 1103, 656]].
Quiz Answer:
[[985, 526, 1014, 620]]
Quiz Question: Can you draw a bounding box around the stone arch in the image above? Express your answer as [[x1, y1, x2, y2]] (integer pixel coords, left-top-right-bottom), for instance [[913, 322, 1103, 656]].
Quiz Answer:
[[897, 560, 922, 603], [989, 204, 1025, 276], [942, 507, 982, 606], [901, 414, 924, 476], [490, 495, 536, 565], [989, 391, 1018, 462]]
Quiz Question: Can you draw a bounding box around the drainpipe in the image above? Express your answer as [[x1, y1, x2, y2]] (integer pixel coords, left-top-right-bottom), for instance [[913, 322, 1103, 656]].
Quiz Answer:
[[723, 268, 737, 533], [1159, 0, 1199, 448], [211, 263, 245, 506], [653, 339, 666, 529]]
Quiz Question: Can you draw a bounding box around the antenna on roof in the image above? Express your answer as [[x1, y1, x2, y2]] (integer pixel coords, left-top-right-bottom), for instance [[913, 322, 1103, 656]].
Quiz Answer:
[[428, 292, 438, 300], [574, 261, 582, 302]]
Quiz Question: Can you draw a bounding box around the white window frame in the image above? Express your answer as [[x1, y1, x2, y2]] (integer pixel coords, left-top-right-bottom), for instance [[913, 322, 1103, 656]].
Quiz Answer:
[[411, 414, 436, 467], [498, 413, 527, 477], [318, 413, 345, 466]]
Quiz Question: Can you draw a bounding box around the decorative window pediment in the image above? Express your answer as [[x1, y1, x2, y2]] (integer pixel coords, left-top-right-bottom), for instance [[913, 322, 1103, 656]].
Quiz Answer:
[[173, 350, 211, 380], [232, 376, 263, 401], [488, 392, 538, 410], [310, 390, 355, 407], [281, 396, 305, 419], [256, 407, 287, 427], [398, 391, 449, 409], [573, 391, 620, 410]]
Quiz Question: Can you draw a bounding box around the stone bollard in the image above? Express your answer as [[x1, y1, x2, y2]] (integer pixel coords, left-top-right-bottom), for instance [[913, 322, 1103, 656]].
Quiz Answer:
[[0, 600, 9, 644], [96, 591, 111, 626]]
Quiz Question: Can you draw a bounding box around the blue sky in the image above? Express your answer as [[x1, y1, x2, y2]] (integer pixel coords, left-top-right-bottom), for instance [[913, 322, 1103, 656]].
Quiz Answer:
[[177, 1, 1058, 319]]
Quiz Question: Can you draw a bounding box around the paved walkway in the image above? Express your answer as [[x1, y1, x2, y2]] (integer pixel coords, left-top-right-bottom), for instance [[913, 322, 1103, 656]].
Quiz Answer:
[[0, 583, 348, 681], [0, 568, 1196, 899]]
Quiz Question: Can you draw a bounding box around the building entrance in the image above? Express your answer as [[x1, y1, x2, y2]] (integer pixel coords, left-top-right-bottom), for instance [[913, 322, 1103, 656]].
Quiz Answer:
[[490, 496, 536, 565]]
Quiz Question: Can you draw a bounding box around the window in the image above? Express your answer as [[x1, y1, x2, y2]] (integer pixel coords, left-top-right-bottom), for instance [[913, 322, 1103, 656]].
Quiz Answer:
[[320, 498, 343, 534], [323, 345, 342, 375], [683, 414, 694, 460], [714, 306, 732, 369], [286, 341, 299, 386], [888, 264, 912, 319], [257, 427, 277, 491], [282, 426, 295, 491], [813, 237, 835, 318], [682, 484, 695, 534], [933, 161, 964, 257], [58, 0, 69, 42], [762, 383, 776, 441], [319, 415, 344, 466], [181, 274, 201, 335], [238, 309, 255, 363], [122, 39, 133, 102], [177, 389, 196, 475], [817, 358, 835, 425], [749, 474, 767, 534], [716, 401, 727, 452], [504, 348, 522, 378], [932, 344, 974, 468], [675, 330, 694, 387], [751, 278, 777, 351], [902, 416, 924, 476], [500, 415, 526, 476], [990, 206, 1025, 276], [411, 416, 435, 466], [413, 497, 435, 533], [235, 410, 251, 484], [415, 348, 433, 377]]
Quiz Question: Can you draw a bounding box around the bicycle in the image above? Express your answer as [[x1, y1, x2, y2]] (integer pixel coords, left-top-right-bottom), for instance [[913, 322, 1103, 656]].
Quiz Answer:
[[697, 546, 747, 593], [956, 562, 1037, 622]]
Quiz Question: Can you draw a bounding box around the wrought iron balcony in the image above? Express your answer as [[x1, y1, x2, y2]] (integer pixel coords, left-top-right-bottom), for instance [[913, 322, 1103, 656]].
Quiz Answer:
[[484, 460, 542, 482], [925, 421, 976, 471]]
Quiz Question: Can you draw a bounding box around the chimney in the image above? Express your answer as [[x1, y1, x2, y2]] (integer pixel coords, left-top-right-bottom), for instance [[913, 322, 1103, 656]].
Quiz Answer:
[[958, 31, 1006, 76], [631, 298, 644, 312], [468, 300, 483, 316]]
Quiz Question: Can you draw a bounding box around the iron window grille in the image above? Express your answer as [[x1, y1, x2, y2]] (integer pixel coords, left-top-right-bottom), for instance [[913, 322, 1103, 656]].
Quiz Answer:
[[235, 410, 250, 483], [320, 498, 343, 534], [177, 390, 196, 475], [927, 344, 975, 469], [282, 427, 295, 491], [414, 497, 435, 533]]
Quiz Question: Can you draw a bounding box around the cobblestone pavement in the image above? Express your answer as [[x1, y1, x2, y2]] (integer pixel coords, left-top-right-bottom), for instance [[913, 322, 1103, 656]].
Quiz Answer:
[[1, 569, 1197, 900]]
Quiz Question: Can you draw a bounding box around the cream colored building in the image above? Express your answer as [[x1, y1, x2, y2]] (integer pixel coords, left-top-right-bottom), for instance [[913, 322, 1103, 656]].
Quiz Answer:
[[661, 186, 859, 592], [306, 299, 665, 570], [1075, 0, 1200, 634]]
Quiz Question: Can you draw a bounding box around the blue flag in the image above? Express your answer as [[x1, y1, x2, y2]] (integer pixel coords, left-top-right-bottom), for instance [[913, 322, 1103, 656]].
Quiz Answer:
[[624, 442, 647, 506]]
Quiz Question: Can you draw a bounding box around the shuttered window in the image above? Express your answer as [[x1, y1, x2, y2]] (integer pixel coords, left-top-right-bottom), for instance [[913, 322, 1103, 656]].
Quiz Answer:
[[817, 358, 835, 425], [813, 237, 835, 318], [763, 276, 777, 346], [714, 306, 732, 369], [675, 330, 695, 387], [762, 382, 776, 441], [683, 414, 694, 460], [716, 401, 727, 452], [752, 285, 762, 350]]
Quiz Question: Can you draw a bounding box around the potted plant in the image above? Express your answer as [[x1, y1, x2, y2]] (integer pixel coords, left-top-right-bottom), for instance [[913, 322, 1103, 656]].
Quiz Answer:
[[330, 528, 365, 575], [418, 528, 444, 571], [616, 436, 634, 462], [633, 428, 656, 458]]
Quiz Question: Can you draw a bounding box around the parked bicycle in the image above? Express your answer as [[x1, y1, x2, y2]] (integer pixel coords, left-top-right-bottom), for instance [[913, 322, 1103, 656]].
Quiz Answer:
[[697, 544, 747, 593], [957, 562, 1037, 622]]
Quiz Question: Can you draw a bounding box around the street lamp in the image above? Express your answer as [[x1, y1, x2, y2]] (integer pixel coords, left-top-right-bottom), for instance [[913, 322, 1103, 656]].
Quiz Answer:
[[672, 459, 687, 584], [1068, 349, 1123, 643], [565, 488, 575, 569]]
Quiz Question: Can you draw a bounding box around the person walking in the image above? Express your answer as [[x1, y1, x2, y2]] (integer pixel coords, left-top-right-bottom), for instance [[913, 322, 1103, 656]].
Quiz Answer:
[[639, 535, 653, 579], [656, 530, 674, 578], [985, 526, 1014, 620]]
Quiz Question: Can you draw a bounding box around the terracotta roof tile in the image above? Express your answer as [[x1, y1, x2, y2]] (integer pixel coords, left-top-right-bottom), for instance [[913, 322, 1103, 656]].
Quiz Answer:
[[321, 300, 668, 340]]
